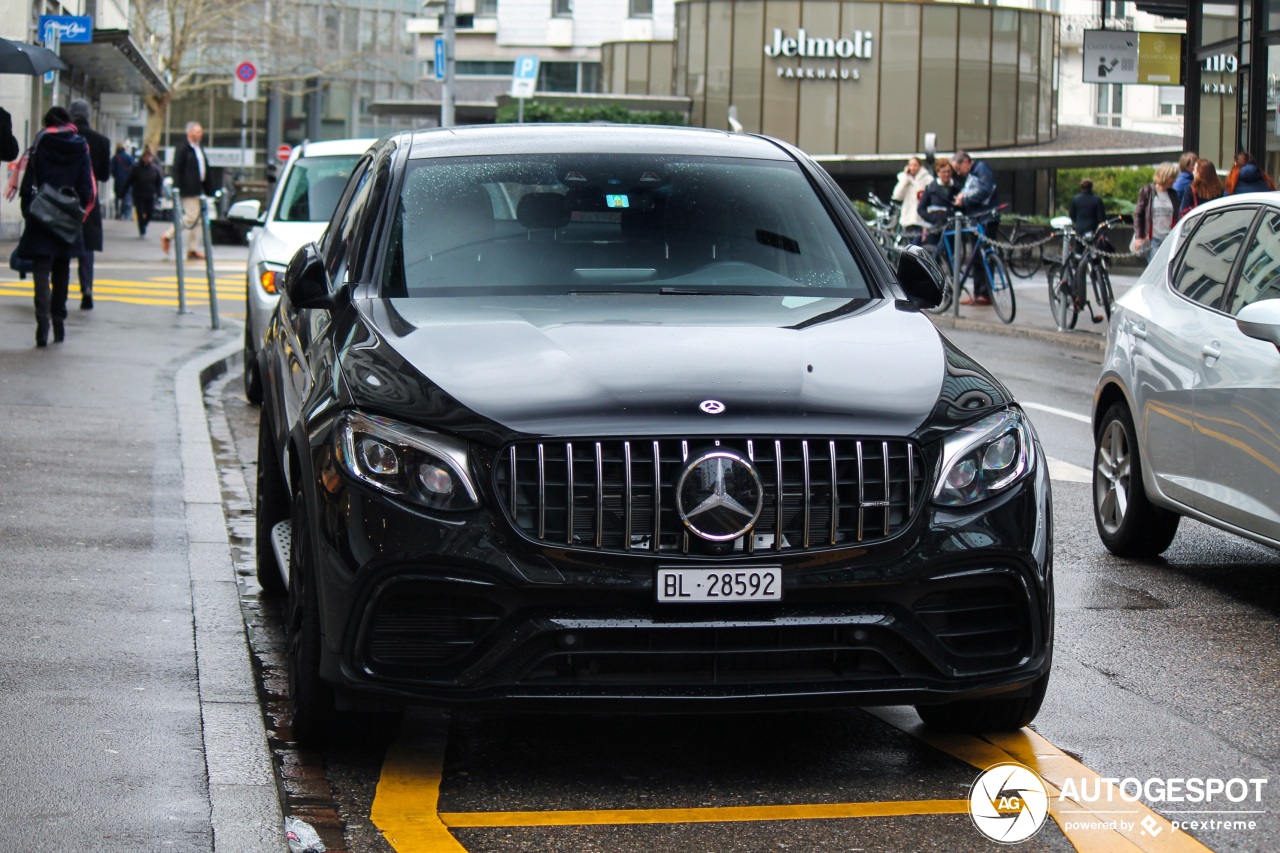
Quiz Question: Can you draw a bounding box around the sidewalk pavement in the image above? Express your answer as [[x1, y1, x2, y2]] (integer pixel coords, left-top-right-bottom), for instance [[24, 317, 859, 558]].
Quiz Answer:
[[0, 217, 281, 850]]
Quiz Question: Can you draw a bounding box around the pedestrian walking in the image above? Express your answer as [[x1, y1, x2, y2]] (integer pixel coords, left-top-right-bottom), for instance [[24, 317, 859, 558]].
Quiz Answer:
[[891, 156, 932, 244], [16, 106, 95, 347], [1179, 158, 1224, 215], [110, 143, 134, 220], [162, 121, 215, 261], [120, 146, 164, 237], [0, 105, 19, 163], [1069, 179, 1107, 238], [68, 99, 110, 310], [1132, 162, 1180, 259]]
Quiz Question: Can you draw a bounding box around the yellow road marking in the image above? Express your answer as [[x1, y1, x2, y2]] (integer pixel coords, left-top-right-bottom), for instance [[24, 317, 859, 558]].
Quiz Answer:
[[439, 799, 970, 828], [371, 714, 468, 852], [871, 708, 1216, 853]]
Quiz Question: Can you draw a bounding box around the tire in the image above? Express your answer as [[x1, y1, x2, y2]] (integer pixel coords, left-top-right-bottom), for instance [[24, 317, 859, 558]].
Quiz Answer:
[[1093, 403, 1180, 557], [243, 308, 263, 406], [1047, 262, 1078, 331], [1006, 231, 1043, 279], [287, 484, 339, 745], [987, 252, 1016, 324], [1092, 265, 1114, 322], [255, 412, 289, 596], [916, 671, 1049, 733]]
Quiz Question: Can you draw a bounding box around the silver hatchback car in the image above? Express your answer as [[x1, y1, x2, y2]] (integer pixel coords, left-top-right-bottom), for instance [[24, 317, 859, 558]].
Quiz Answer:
[[230, 137, 375, 403], [1093, 193, 1280, 556]]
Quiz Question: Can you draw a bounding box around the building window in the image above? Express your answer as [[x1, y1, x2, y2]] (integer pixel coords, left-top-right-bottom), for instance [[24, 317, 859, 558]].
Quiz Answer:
[[630, 0, 653, 17], [477, 0, 498, 15], [553, 0, 572, 16], [1159, 85, 1186, 116], [1096, 83, 1123, 127]]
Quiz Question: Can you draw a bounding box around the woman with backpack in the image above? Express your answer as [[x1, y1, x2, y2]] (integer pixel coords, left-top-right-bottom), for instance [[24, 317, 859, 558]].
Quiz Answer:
[[16, 106, 96, 347]]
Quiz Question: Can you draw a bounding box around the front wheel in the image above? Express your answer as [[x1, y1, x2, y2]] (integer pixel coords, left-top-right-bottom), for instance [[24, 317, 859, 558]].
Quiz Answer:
[[926, 243, 956, 315], [1047, 262, 1078, 331], [1093, 403, 1180, 557], [287, 485, 339, 744], [987, 251, 1016, 324], [255, 414, 288, 596], [243, 321, 263, 406], [916, 671, 1049, 733]]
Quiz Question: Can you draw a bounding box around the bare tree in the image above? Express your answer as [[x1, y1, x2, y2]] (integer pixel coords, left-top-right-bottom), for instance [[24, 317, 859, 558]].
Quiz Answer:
[[130, 0, 389, 147]]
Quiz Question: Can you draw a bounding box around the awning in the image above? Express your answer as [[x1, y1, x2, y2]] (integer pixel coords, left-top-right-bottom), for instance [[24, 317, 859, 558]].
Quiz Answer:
[[59, 29, 169, 98]]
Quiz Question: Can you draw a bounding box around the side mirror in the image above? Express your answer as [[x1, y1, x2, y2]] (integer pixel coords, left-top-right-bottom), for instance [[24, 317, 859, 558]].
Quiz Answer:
[[227, 199, 263, 223], [285, 243, 336, 310], [1237, 298, 1280, 350], [897, 244, 946, 309]]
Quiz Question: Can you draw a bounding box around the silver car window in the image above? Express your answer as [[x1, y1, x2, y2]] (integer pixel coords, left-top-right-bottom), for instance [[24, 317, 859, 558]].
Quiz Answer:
[[274, 155, 363, 223], [1172, 207, 1256, 311], [1227, 209, 1280, 316], [387, 154, 872, 298]]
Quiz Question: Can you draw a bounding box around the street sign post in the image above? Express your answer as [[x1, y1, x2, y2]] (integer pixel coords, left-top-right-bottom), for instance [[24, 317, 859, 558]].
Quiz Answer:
[[232, 61, 258, 177], [511, 55, 539, 122]]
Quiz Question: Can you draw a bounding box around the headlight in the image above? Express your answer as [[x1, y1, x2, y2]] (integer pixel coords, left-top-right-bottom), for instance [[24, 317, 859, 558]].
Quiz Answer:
[[256, 261, 287, 295], [933, 409, 1035, 507], [335, 412, 480, 511]]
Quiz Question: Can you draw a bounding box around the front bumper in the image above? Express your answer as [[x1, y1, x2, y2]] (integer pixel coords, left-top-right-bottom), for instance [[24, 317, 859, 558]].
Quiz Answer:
[[305, 444, 1053, 710]]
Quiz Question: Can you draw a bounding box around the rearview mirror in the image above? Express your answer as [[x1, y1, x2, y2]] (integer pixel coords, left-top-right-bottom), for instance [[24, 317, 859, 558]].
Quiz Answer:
[[897, 244, 946, 309], [1237, 298, 1280, 350], [285, 243, 336, 310], [227, 199, 263, 224]]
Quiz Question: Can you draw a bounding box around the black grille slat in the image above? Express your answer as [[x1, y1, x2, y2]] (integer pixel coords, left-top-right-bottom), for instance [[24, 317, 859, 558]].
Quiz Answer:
[[496, 437, 926, 555], [914, 585, 1028, 659]]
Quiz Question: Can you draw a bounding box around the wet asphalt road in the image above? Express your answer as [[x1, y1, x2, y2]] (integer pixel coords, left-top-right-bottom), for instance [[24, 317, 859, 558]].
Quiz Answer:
[[208, 319, 1280, 853]]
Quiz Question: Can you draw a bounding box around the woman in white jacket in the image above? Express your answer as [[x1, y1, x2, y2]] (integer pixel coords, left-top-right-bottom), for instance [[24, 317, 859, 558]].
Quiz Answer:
[[891, 156, 932, 243]]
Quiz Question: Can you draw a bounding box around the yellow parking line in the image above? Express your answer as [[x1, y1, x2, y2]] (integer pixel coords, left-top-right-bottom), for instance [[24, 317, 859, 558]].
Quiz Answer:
[[440, 799, 970, 828], [371, 714, 468, 852], [871, 709, 1217, 853]]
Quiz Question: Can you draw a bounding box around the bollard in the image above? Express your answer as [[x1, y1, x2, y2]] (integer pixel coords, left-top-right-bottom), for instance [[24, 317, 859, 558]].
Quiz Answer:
[[952, 213, 962, 318], [200, 196, 220, 330], [172, 187, 190, 314]]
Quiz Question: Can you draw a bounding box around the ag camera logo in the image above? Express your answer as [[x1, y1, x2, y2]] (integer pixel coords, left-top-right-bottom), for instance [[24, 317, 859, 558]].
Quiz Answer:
[[969, 763, 1050, 843]]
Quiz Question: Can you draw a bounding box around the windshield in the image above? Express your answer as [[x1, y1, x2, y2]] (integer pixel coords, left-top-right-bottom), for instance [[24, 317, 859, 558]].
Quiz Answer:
[[382, 154, 872, 298], [273, 155, 361, 223]]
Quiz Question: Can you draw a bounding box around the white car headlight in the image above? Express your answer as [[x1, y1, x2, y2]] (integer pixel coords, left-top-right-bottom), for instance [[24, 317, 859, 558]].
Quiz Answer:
[[933, 409, 1035, 507], [335, 412, 480, 511]]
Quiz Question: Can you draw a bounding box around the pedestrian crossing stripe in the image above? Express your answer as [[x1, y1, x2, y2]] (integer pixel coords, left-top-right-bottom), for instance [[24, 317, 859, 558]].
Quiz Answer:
[[0, 274, 245, 310]]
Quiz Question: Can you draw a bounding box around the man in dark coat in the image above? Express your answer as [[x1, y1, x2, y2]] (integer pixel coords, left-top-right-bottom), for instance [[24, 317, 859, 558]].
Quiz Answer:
[[162, 121, 216, 260], [1069, 179, 1108, 237], [68, 99, 110, 309], [120, 146, 164, 237], [0, 106, 19, 163]]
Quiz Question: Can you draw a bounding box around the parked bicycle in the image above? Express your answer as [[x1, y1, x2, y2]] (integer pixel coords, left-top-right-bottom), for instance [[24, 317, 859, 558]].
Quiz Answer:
[[995, 215, 1049, 279], [926, 208, 1016, 324], [867, 192, 910, 265], [1043, 215, 1118, 330]]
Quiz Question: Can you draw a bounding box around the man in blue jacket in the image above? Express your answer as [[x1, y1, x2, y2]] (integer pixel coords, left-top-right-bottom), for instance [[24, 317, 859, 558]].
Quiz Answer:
[[952, 150, 1000, 304]]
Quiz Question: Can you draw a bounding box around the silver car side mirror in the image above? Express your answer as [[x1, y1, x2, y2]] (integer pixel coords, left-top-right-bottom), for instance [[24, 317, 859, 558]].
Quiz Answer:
[[1236, 298, 1280, 350]]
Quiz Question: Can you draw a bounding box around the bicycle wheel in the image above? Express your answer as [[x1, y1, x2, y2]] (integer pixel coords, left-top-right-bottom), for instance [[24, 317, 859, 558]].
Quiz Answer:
[[1091, 264, 1114, 321], [1006, 231, 1044, 279], [987, 251, 1016, 324], [926, 244, 956, 315], [1046, 262, 1078, 331]]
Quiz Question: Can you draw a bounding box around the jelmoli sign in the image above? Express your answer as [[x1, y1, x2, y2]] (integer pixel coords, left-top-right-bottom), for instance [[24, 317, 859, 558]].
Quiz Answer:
[[764, 27, 874, 80]]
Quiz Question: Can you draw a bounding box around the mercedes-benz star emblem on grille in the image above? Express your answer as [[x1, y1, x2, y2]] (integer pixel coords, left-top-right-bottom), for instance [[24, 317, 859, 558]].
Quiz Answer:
[[699, 400, 726, 414], [675, 450, 764, 542]]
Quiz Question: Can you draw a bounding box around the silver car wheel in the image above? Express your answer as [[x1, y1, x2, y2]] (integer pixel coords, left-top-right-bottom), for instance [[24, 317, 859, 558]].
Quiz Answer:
[[1094, 418, 1131, 535]]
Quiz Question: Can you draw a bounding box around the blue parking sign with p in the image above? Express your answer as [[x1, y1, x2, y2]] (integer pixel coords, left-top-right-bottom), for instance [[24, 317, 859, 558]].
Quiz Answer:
[[515, 56, 539, 80]]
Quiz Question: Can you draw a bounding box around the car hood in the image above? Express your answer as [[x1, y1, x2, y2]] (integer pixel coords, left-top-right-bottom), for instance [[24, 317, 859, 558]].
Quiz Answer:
[[340, 295, 964, 442], [252, 221, 328, 266]]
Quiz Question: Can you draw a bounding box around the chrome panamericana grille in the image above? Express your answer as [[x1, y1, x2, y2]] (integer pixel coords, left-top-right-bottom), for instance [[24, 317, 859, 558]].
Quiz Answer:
[[493, 438, 926, 555]]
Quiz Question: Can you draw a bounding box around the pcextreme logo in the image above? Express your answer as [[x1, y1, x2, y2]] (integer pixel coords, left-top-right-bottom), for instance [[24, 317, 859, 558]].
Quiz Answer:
[[969, 763, 1050, 843]]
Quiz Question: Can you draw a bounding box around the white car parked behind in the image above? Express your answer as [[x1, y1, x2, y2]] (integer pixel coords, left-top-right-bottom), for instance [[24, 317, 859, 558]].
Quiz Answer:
[[230, 137, 376, 403]]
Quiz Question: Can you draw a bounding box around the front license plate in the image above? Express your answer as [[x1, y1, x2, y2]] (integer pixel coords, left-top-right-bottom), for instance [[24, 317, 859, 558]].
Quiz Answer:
[[656, 567, 782, 603]]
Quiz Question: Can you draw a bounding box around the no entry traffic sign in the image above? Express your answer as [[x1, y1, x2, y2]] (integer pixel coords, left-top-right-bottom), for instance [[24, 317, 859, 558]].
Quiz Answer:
[[277, 144, 292, 162]]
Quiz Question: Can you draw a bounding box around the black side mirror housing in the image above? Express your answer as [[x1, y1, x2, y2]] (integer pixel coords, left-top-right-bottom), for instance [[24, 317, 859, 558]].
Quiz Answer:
[[285, 242, 336, 310], [897, 244, 946, 309]]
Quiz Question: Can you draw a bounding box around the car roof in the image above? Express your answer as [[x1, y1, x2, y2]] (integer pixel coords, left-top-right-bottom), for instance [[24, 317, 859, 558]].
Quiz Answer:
[[1183, 190, 1280, 218], [295, 137, 378, 158], [402, 124, 795, 161]]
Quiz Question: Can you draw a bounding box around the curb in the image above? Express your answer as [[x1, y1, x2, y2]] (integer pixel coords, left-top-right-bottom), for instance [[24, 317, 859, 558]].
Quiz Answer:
[[929, 314, 1108, 352], [176, 332, 286, 852]]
